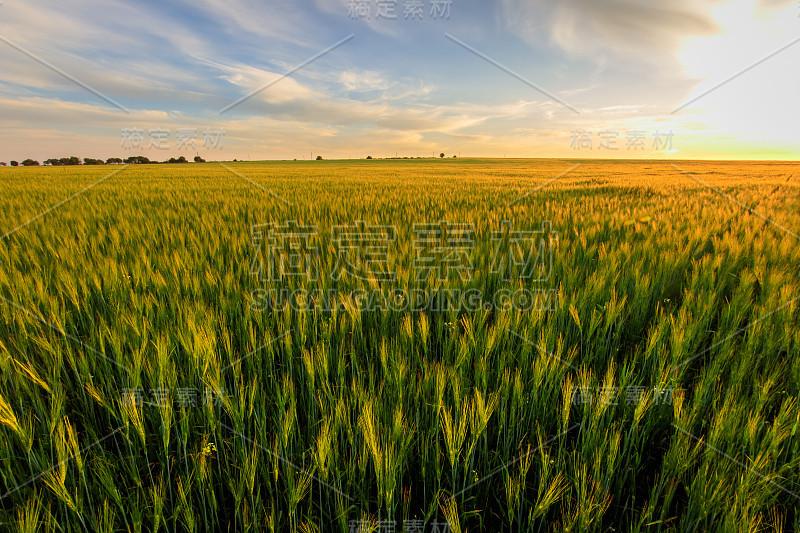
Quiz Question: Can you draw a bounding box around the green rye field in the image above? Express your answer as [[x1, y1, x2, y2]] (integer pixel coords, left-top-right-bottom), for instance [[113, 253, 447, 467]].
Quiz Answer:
[[0, 158, 798, 532]]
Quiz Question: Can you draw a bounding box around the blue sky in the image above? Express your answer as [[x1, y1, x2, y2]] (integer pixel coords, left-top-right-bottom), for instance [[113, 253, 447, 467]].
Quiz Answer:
[[0, 0, 798, 161]]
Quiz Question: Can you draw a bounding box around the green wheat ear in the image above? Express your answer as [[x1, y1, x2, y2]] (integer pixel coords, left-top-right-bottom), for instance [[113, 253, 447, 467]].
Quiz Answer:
[[438, 496, 462, 533], [0, 392, 23, 436], [313, 418, 333, 480], [16, 497, 43, 533]]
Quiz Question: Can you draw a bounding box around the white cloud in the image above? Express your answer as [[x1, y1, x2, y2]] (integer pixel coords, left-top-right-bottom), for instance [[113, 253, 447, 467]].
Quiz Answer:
[[195, 58, 319, 104], [339, 70, 390, 91], [498, 0, 718, 60]]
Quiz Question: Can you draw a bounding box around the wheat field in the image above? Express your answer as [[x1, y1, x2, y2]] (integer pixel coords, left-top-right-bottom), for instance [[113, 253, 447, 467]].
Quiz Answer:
[[0, 158, 798, 532]]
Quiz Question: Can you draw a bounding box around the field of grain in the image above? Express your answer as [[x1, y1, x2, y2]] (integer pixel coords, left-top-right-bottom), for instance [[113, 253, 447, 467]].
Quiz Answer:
[[0, 158, 798, 532]]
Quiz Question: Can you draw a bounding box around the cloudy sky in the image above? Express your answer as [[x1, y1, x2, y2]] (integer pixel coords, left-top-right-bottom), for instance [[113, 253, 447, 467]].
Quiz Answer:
[[0, 0, 797, 161]]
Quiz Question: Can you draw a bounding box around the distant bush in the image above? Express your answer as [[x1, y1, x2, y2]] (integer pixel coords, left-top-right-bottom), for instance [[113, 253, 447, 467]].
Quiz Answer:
[[316, 155, 323, 160], [45, 157, 81, 166], [124, 156, 152, 164]]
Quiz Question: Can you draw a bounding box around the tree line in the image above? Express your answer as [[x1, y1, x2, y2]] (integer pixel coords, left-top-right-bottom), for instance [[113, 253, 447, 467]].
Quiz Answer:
[[2, 155, 207, 167]]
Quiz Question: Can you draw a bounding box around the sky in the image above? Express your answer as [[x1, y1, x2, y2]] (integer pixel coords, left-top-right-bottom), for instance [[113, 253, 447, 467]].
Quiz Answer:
[[0, 0, 798, 161]]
